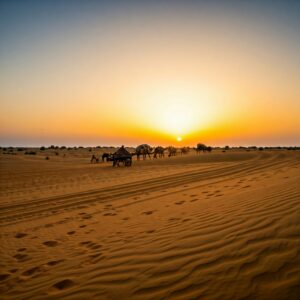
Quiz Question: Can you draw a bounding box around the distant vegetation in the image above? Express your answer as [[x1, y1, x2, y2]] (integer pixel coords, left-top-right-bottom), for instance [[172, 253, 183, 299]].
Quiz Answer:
[[25, 151, 36, 155]]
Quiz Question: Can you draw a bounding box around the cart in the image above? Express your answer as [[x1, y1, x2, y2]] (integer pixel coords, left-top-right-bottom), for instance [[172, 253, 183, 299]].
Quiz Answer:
[[112, 146, 132, 167]]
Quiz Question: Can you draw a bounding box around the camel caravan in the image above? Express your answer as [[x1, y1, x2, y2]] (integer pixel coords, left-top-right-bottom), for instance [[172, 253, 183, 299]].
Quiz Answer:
[[91, 143, 212, 167]]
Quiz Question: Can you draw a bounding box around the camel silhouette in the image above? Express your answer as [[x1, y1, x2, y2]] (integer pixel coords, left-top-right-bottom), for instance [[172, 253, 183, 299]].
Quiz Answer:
[[102, 152, 112, 162], [135, 144, 153, 160], [180, 147, 189, 155], [166, 146, 177, 157], [90, 154, 99, 163], [153, 146, 165, 158]]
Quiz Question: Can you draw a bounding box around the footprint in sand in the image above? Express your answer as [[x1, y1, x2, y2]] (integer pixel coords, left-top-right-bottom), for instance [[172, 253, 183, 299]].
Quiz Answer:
[[122, 217, 130, 221], [0, 274, 10, 281], [145, 230, 156, 234], [15, 232, 27, 239], [9, 268, 18, 274], [47, 260, 64, 266], [82, 215, 92, 219], [190, 199, 198, 202], [103, 212, 117, 216], [13, 253, 30, 262], [79, 224, 87, 228], [22, 266, 41, 277], [67, 231, 76, 235], [17, 248, 27, 252], [175, 201, 185, 205], [79, 241, 92, 246], [43, 241, 58, 247], [53, 279, 75, 290], [142, 211, 154, 215], [182, 218, 191, 222]]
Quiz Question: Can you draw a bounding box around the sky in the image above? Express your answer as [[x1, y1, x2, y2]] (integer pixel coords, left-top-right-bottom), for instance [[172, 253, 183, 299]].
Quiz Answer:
[[0, 0, 300, 147]]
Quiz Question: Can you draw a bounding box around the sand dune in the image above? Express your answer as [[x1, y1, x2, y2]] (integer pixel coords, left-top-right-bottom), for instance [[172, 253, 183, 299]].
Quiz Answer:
[[0, 150, 299, 299]]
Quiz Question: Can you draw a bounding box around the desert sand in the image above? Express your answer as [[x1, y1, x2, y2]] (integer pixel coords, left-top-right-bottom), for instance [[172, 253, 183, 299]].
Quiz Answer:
[[0, 149, 299, 299]]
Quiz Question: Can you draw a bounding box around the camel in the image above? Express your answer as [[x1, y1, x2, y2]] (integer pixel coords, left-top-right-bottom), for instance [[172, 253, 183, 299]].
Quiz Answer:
[[90, 154, 99, 163], [135, 144, 153, 160], [102, 152, 112, 162], [166, 146, 177, 157], [153, 146, 165, 158], [180, 147, 189, 155], [112, 146, 132, 167]]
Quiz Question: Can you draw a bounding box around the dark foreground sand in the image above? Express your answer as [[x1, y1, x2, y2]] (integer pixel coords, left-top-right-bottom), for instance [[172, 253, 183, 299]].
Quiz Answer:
[[0, 149, 299, 299]]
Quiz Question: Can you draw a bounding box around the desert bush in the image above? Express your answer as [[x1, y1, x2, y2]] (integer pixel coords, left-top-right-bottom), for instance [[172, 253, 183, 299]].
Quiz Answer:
[[25, 151, 36, 155]]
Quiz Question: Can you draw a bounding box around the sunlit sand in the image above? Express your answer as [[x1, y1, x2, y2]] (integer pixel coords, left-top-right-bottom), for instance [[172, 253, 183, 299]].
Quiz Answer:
[[0, 147, 299, 299]]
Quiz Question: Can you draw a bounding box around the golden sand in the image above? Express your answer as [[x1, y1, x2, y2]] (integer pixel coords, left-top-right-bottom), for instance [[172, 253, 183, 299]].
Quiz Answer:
[[0, 149, 299, 299]]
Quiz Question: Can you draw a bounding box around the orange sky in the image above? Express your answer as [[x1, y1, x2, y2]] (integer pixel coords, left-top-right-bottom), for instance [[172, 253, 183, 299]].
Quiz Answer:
[[1, 1, 299, 146]]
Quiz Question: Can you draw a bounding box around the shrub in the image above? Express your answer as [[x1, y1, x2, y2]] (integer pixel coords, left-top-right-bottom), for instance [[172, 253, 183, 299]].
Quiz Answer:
[[25, 151, 36, 155]]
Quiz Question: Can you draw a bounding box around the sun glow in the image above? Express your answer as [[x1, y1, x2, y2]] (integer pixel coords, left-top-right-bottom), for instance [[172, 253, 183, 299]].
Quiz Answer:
[[136, 85, 218, 140], [163, 105, 193, 135]]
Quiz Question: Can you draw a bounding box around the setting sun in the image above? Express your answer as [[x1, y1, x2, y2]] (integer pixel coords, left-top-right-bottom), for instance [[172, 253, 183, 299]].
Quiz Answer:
[[177, 136, 182, 142]]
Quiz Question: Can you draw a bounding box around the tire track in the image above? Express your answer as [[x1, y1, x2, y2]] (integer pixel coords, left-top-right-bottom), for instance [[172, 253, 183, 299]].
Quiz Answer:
[[0, 153, 296, 225]]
